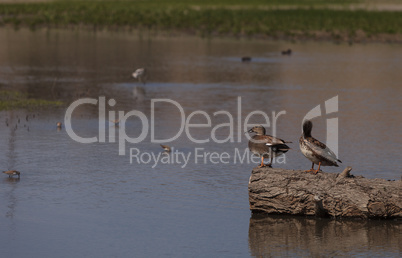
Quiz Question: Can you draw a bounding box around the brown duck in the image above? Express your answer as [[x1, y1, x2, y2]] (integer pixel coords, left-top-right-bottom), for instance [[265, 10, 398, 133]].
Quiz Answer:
[[3, 170, 20, 178], [247, 125, 291, 168], [299, 120, 342, 174]]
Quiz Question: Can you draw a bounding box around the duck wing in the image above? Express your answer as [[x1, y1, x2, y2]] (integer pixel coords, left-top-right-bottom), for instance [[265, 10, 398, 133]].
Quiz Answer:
[[260, 135, 291, 152], [303, 137, 341, 164], [264, 135, 292, 146]]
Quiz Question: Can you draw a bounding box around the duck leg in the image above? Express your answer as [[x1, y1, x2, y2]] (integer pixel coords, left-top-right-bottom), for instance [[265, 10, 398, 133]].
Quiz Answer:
[[314, 162, 322, 174], [266, 156, 273, 168], [304, 162, 315, 173], [258, 156, 266, 168]]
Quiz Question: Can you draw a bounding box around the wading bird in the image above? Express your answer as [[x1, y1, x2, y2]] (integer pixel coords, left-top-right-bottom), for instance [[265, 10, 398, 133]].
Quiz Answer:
[[160, 144, 171, 153], [132, 68, 147, 85], [299, 120, 342, 174], [110, 119, 120, 127], [247, 125, 291, 168]]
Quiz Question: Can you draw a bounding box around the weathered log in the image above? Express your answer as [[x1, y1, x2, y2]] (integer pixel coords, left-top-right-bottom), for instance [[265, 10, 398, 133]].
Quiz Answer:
[[248, 167, 402, 219]]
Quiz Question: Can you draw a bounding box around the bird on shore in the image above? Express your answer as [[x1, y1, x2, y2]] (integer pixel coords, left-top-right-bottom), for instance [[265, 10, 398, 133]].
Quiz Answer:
[[132, 68, 147, 85], [299, 120, 342, 174], [247, 125, 291, 168], [160, 144, 171, 153], [3, 170, 20, 179]]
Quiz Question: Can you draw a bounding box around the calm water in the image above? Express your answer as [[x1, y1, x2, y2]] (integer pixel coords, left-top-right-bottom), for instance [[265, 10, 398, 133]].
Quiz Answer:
[[0, 28, 401, 257]]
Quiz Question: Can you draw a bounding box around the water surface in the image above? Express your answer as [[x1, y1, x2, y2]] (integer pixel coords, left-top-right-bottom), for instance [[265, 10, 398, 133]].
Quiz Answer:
[[0, 28, 401, 257]]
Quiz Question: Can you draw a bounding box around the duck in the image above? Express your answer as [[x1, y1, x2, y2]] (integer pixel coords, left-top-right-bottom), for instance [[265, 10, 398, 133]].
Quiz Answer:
[[3, 170, 20, 179], [241, 56, 252, 62], [56, 122, 62, 128], [132, 68, 147, 85], [281, 49, 292, 55], [160, 144, 171, 153], [299, 120, 342, 174], [247, 125, 291, 168]]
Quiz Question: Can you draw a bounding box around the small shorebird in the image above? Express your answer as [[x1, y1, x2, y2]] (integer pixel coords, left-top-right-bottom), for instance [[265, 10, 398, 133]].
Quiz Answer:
[[160, 144, 171, 153], [3, 170, 20, 179], [247, 125, 291, 168], [132, 68, 147, 84], [281, 49, 292, 55], [299, 120, 342, 174], [110, 119, 120, 126]]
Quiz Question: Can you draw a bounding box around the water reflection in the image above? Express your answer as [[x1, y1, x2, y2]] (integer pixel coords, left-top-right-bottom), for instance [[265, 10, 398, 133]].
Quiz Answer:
[[132, 86, 146, 101], [249, 214, 402, 257], [5, 111, 18, 169]]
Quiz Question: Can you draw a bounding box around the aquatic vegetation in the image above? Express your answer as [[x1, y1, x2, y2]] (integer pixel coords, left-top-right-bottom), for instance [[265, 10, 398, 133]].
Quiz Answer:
[[0, 90, 63, 111], [0, 1, 401, 41]]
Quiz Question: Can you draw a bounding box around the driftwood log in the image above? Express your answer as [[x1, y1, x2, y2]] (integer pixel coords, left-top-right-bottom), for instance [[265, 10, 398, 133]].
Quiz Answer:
[[248, 167, 402, 219]]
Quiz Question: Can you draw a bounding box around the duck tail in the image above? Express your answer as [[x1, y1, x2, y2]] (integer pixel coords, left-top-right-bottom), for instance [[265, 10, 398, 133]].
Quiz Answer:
[[337, 159, 342, 163], [276, 143, 291, 152]]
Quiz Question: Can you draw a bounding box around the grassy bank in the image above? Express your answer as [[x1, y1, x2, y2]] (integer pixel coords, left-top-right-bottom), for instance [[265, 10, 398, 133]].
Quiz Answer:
[[0, 1, 402, 42], [0, 90, 63, 111]]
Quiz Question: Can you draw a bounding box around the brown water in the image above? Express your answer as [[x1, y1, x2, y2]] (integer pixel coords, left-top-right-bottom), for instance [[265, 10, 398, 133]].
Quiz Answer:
[[0, 28, 401, 257]]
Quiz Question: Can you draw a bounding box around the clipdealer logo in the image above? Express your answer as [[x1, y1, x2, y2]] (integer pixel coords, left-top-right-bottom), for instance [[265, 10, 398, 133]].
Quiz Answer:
[[64, 96, 339, 167]]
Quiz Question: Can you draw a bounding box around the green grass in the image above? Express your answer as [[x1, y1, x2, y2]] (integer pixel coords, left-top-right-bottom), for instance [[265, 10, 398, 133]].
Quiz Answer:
[[0, 0, 401, 40], [0, 90, 63, 111]]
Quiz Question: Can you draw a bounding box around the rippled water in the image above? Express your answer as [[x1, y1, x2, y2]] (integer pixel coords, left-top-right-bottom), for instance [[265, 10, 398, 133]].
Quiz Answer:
[[0, 28, 401, 257]]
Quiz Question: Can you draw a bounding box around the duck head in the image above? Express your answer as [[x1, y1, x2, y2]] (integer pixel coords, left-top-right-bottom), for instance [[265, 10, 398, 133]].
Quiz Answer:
[[302, 120, 313, 137], [247, 125, 266, 135]]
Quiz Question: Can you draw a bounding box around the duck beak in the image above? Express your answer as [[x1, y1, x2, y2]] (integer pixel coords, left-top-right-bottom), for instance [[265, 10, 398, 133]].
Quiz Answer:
[[245, 128, 253, 134]]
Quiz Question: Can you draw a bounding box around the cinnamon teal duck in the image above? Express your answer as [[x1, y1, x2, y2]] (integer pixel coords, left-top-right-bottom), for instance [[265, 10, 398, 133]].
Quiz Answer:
[[299, 120, 342, 174], [3, 170, 20, 178], [247, 125, 291, 168]]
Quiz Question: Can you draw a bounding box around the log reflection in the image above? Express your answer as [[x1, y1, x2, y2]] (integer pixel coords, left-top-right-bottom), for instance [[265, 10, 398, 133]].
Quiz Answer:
[[248, 213, 402, 257]]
